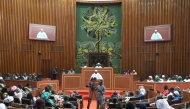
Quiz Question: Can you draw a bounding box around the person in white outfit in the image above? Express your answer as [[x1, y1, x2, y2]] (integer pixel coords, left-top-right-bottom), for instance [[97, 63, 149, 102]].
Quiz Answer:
[[36, 29, 48, 39], [90, 70, 103, 80], [151, 30, 162, 40]]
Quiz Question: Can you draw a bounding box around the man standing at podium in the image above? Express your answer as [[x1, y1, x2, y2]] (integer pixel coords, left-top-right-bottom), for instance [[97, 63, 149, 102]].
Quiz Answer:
[[90, 70, 103, 80]]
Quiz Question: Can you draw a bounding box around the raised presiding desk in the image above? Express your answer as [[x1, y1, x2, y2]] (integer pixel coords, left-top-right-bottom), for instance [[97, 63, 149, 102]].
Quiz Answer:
[[4, 79, 59, 91], [134, 81, 190, 92], [57, 67, 140, 90]]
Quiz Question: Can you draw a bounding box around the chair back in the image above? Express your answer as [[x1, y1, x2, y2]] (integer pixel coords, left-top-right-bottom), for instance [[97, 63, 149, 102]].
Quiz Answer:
[[63, 103, 72, 108], [21, 98, 31, 105], [14, 97, 20, 103], [75, 95, 82, 99], [129, 97, 141, 101], [109, 103, 117, 108]]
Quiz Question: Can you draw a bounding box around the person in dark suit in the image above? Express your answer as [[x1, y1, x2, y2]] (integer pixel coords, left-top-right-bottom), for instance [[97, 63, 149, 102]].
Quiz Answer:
[[37, 72, 42, 81], [52, 67, 57, 80]]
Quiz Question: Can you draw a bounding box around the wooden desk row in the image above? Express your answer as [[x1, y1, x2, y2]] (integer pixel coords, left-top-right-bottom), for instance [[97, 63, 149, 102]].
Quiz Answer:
[[56, 67, 140, 90], [4, 79, 59, 91], [134, 81, 190, 92]]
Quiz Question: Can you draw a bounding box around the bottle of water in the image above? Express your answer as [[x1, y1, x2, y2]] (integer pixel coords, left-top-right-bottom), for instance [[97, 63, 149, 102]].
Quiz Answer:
[[148, 99, 150, 103], [26, 104, 28, 109]]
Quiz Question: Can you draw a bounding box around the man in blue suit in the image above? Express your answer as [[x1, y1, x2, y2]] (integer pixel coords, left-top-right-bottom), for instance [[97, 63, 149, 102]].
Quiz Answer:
[[52, 67, 57, 80]]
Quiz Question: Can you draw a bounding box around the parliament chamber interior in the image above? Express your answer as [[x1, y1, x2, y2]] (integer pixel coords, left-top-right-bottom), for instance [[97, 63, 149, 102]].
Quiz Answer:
[[0, 0, 190, 109]]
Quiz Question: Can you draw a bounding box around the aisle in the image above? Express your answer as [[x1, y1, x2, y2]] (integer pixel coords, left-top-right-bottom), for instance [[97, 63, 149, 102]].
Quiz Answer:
[[83, 100, 97, 109]]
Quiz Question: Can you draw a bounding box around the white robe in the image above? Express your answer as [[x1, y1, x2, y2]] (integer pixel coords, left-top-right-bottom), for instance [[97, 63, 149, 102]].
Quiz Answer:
[[37, 31, 48, 39], [151, 32, 162, 40], [90, 73, 103, 80]]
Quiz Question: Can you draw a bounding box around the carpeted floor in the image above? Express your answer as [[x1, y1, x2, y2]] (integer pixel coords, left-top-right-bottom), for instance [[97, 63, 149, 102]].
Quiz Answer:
[[83, 100, 97, 109], [69, 90, 120, 109]]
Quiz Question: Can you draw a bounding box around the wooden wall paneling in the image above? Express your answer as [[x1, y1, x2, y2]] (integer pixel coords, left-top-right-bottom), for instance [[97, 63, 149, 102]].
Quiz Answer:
[[1, 0, 190, 79]]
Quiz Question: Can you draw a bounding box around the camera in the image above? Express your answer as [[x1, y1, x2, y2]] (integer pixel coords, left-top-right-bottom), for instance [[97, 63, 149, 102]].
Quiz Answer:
[[86, 77, 96, 90], [86, 82, 94, 88]]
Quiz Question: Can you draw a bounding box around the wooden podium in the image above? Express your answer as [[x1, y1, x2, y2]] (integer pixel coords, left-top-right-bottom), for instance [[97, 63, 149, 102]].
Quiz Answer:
[[81, 67, 115, 90], [56, 67, 139, 91]]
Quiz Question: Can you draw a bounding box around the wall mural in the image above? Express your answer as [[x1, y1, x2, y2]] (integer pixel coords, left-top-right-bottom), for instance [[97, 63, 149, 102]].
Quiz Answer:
[[76, 3, 121, 73]]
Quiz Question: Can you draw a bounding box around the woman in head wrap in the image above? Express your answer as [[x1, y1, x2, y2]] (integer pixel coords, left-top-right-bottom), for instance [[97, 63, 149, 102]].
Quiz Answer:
[[173, 91, 181, 100], [154, 75, 160, 82], [147, 76, 153, 82], [156, 98, 174, 109], [24, 82, 33, 94], [177, 76, 183, 82], [162, 85, 169, 96], [17, 84, 27, 96], [11, 85, 23, 103], [139, 86, 146, 96], [41, 86, 56, 107], [174, 86, 181, 96], [47, 84, 53, 92], [4, 90, 14, 106], [1, 87, 8, 99], [41, 84, 53, 94], [35, 98, 45, 109]]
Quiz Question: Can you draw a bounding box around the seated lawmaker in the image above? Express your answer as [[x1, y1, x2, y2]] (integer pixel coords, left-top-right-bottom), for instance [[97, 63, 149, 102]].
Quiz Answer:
[[162, 85, 169, 96], [176, 76, 183, 82], [0, 80, 6, 90], [184, 76, 190, 82], [70, 68, 75, 74], [4, 73, 11, 80], [35, 98, 45, 109], [95, 63, 102, 68], [154, 75, 161, 82], [28, 74, 33, 81], [110, 91, 120, 103], [156, 97, 173, 109], [32, 73, 37, 81], [4, 90, 14, 106], [167, 88, 174, 97], [22, 72, 28, 80], [0, 73, 3, 80], [1, 87, 8, 99], [24, 83, 33, 94], [12, 74, 18, 80], [147, 76, 154, 82], [90, 70, 103, 80], [61, 69, 66, 74], [135, 90, 143, 99], [173, 91, 181, 100], [41, 86, 56, 107], [174, 86, 182, 96], [37, 72, 42, 81], [138, 86, 146, 96], [63, 96, 76, 109]]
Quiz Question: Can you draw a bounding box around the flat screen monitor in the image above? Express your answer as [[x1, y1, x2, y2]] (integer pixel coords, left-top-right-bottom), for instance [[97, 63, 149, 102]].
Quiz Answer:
[[144, 24, 171, 42], [29, 23, 56, 41]]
